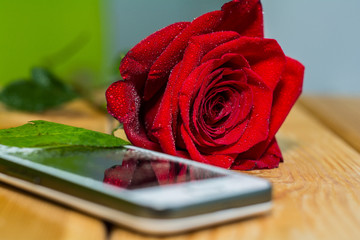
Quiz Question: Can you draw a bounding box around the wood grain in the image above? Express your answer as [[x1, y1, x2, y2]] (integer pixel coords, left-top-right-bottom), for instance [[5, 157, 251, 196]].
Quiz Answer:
[[110, 103, 360, 240], [0, 182, 106, 240], [0, 99, 109, 133], [300, 96, 360, 152]]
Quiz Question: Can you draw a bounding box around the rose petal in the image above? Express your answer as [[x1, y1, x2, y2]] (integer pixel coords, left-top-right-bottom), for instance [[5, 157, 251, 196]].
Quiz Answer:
[[180, 124, 209, 164], [120, 22, 190, 93], [144, 11, 224, 100], [231, 138, 282, 170], [106, 81, 135, 123], [269, 57, 304, 140], [216, 0, 264, 37], [151, 63, 183, 156], [239, 57, 304, 160], [179, 63, 211, 146], [143, 91, 163, 143], [106, 81, 161, 150], [202, 37, 286, 91], [180, 125, 236, 168]]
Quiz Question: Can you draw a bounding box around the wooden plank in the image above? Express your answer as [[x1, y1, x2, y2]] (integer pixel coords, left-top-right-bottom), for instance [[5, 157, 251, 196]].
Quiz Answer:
[[0, 100, 109, 133], [0, 182, 106, 240], [110, 103, 360, 240], [300, 96, 360, 152]]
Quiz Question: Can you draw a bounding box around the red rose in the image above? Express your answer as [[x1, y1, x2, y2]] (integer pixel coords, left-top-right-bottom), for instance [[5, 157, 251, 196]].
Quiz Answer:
[[106, 0, 304, 170]]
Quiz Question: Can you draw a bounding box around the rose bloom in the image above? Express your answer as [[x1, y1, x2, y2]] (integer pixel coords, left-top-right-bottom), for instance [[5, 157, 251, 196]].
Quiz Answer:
[[106, 0, 304, 170]]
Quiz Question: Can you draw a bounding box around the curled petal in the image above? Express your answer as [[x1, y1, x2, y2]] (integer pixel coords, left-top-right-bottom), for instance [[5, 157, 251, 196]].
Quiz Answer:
[[144, 11, 224, 100], [239, 57, 305, 160], [180, 125, 236, 169], [232, 138, 282, 170], [202, 37, 286, 91], [217, 0, 264, 37], [106, 81, 161, 151], [151, 63, 183, 156], [270, 57, 304, 139], [120, 22, 190, 93]]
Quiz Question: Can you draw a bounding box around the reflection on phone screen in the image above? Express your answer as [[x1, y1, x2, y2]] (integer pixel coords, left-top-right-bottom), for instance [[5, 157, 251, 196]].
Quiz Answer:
[[103, 149, 225, 190], [1, 146, 226, 191]]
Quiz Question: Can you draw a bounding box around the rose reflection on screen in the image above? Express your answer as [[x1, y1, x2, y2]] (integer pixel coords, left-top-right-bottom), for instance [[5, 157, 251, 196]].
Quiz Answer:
[[103, 149, 224, 190]]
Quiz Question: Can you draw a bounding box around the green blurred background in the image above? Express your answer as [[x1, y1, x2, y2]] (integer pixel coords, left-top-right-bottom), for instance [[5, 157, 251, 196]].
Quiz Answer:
[[0, 0, 105, 88]]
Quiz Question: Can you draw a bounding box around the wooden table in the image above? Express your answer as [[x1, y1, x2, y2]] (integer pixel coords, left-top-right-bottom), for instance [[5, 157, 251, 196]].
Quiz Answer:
[[0, 96, 359, 240]]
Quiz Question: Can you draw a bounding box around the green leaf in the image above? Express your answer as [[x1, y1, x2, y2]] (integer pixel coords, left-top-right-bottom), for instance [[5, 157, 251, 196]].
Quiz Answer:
[[32, 67, 63, 87], [0, 120, 130, 148], [0, 67, 77, 112]]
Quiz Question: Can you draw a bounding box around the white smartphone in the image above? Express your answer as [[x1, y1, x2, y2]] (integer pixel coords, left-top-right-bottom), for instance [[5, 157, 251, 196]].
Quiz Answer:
[[0, 145, 271, 235]]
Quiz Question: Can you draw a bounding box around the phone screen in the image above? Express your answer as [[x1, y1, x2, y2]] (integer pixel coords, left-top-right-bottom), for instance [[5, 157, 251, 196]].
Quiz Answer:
[[0, 145, 271, 225], [0, 145, 226, 191]]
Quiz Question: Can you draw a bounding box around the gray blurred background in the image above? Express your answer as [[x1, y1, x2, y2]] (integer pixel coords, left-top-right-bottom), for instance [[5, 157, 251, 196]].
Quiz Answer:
[[103, 0, 360, 95]]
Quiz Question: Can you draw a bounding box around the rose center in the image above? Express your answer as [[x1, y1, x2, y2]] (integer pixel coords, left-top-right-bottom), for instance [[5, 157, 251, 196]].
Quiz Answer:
[[203, 90, 232, 127]]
